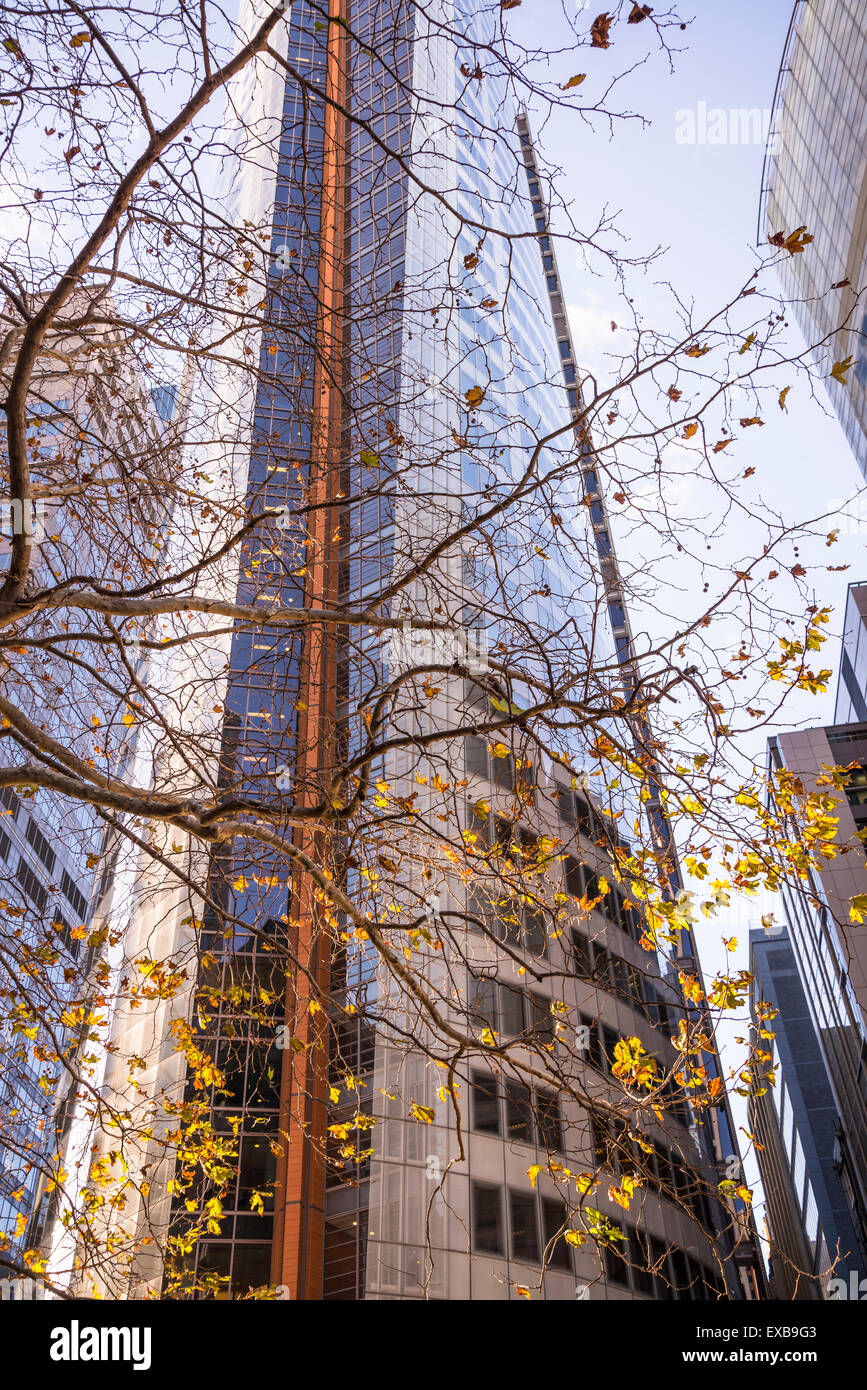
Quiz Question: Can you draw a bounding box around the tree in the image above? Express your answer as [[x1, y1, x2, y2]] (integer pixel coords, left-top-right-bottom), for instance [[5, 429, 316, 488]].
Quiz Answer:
[[0, 0, 857, 1300]]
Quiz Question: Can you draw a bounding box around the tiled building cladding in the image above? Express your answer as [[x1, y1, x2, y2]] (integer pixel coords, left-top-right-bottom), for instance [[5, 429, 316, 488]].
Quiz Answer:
[[176, 0, 753, 1300]]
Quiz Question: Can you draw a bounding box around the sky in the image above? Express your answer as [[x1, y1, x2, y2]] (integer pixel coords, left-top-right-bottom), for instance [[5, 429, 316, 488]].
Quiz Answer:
[[508, 0, 867, 1219]]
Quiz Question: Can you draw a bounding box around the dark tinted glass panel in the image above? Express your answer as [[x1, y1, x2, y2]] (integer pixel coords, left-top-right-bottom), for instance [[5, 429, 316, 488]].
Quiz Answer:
[[230, 1244, 272, 1297], [571, 928, 591, 978], [499, 984, 525, 1036], [523, 902, 547, 956], [541, 1198, 571, 1270], [603, 1233, 629, 1285], [630, 1230, 654, 1295], [650, 1238, 673, 1299], [529, 993, 554, 1043], [471, 1072, 500, 1134], [505, 1081, 533, 1143], [510, 1191, 539, 1263], [472, 1183, 504, 1254], [536, 1091, 563, 1153]]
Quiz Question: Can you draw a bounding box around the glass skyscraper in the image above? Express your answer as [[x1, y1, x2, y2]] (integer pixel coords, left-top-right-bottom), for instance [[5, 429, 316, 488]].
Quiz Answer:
[[760, 0, 867, 478], [749, 927, 862, 1297], [40, 0, 753, 1302], [765, 715, 867, 1261], [0, 292, 167, 1252]]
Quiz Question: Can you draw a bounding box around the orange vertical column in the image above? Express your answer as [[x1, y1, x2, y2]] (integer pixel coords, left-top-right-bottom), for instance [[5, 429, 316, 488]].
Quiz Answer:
[[271, 0, 347, 1302]]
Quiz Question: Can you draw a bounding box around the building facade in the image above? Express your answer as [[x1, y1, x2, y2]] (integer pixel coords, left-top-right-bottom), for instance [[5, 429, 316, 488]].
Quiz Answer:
[[0, 295, 169, 1247], [760, 0, 867, 478], [766, 716, 867, 1262], [40, 0, 753, 1302], [835, 581, 867, 725], [749, 927, 862, 1297]]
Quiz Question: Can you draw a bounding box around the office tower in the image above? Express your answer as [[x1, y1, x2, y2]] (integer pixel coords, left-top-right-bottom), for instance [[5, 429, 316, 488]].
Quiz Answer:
[[0, 292, 167, 1248], [835, 581, 867, 725], [759, 0, 867, 478], [516, 112, 765, 1301], [766, 710, 867, 1258], [749, 927, 862, 1297], [42, 1, 746, 1303]]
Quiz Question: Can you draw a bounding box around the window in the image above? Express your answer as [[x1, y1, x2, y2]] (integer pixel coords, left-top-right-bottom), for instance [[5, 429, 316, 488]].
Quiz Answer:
[[471, 1072, 500, 1134], [536, 1091, 563, 1153], [541, 1198, 571, 1269], [579, 1013, 603, 1070], [649, 1236, 673, 1299], [16, 857, 47, 911], [490, 895, 547, 957], [61, 869, 87, 920], [630, 1229, 654, 1295], [669, 1248, 691, 1297], [528, 992, 554, 1044], [564, 856, 584, 897], [498, 983, 525, 1036], [521, 901, 547, 957], [591, 1114, 610, 1167], [472, 1183, 504, 1254], [505, 1081, 534, 1144], [593, 944, 613, 987], [602, 1226, 629, 1285], [470, 975, 498, 1031], [52, 910, 79, 960], [601, 1024, 620, 1072], [571, 927, 592, 978], [510, 1190, 540, 1263], [25, 817, 56, 874]]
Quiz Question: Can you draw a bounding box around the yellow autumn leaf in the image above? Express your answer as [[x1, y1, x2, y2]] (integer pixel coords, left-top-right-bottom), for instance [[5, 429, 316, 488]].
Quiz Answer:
[[849, 893, 867, 924], [409, 1102, 435, 1124], [830, 355, 854, 385]]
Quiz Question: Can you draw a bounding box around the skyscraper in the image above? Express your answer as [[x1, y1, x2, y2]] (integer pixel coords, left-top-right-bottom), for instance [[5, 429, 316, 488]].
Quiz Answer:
[[765, 709, 867, 1259], [759, 0, 867, 478], [0, 292, 167, 1249], [749, 926, 862, 1297], [835, 581, 867, 725], [40, 0, 750, 1302]]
